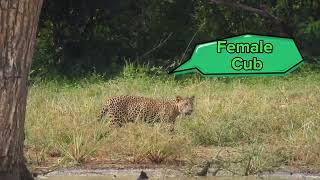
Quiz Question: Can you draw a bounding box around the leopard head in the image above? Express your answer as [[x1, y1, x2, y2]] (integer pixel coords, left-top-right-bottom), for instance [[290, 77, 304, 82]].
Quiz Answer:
[[175, 96, 195, 116]]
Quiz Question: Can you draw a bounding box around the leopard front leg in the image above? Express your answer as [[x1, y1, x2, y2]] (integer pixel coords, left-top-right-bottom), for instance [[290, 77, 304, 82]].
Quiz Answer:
[[168, 115, 177, 132]]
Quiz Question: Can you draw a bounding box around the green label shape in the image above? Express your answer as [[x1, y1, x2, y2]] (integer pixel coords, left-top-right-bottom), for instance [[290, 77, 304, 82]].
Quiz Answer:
[[169, 34, 303, 77]]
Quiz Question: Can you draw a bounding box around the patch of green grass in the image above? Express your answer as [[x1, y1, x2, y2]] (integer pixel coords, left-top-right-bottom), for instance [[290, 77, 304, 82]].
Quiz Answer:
[[26, 63, 320, 172], [104, 122, 191, 164]]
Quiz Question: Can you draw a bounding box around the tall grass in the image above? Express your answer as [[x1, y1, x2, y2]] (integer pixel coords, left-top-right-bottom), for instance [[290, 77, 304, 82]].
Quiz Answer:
[[25, 64, 320, 172]]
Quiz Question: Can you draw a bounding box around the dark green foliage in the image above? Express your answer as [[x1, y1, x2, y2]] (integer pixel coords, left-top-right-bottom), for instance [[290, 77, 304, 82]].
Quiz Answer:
[[32, 0, 320, 77]]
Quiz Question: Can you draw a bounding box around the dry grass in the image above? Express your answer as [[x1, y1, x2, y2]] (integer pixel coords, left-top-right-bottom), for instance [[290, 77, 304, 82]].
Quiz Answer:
[[103, 122, 191, 164], [25, 64, 320, 173]]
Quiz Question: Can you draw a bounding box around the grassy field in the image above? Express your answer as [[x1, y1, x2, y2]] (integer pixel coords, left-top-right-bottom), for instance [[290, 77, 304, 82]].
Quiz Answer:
[[25, 64, 320, 175]]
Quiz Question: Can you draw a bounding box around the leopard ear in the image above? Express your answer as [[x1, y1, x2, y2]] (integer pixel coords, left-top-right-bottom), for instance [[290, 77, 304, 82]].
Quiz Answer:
[[176, 96, 182, 102], [190, 96, 195, 101]]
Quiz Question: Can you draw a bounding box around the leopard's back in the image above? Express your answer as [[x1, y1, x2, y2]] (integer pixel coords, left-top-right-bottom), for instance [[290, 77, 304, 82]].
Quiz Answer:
[[99, 96, 177, 125]]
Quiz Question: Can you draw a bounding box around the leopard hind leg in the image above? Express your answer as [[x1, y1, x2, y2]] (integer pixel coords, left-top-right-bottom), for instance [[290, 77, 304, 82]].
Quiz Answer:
[[97, 106, 108, 121]]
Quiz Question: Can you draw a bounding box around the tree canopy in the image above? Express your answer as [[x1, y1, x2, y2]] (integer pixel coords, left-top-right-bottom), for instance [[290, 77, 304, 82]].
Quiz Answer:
[[32, 0, 320, 77]]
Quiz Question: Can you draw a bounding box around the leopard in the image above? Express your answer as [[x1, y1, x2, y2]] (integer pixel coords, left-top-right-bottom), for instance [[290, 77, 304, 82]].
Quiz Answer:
[[98, 95, 195, 127]]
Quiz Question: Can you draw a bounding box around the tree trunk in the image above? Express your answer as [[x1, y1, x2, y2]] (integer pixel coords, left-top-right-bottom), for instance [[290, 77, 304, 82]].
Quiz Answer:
[[0, 0, 43, 180]]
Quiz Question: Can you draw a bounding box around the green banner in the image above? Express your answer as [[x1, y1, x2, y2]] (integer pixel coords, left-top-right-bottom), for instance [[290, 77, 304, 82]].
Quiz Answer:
[[169, 34, 303, 77]]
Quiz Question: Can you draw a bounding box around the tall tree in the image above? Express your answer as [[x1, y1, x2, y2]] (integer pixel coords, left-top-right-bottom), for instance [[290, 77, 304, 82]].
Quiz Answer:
[[0, 0, 43, 180]]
